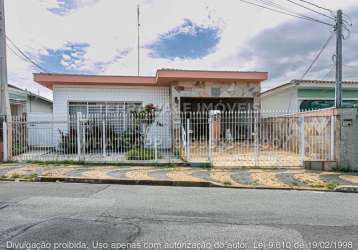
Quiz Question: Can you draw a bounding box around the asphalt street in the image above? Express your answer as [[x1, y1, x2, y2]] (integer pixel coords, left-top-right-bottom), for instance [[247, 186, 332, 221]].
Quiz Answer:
[[0, 181, 357, 250]]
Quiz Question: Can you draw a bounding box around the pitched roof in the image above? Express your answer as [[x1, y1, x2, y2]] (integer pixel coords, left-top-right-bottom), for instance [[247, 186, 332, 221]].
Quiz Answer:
[[34, 69, 268, 90]]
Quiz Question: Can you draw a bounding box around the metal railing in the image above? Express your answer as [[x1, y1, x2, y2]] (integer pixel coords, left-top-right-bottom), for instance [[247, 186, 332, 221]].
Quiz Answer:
[[7, 110, 335, 166]]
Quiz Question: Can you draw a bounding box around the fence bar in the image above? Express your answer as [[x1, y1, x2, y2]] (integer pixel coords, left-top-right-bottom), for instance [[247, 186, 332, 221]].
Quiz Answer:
[[299, 115, 305, 164], [330, 115, 335, 160], [76, 112, 81, 161], [186, 118, 190, 161], [208, 115, 212, 164], [3, 121, 8, 161], [102, 120, 106, 157]]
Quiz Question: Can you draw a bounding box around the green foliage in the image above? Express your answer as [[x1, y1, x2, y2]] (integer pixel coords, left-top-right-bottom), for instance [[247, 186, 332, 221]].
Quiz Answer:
[[12, 144, 26, 156], [127, 148, 160, 160], [326, 182, 339, 190], [223, 180, 232, 186], [333, 166, 352, 173], [10, 173, 20, 179]]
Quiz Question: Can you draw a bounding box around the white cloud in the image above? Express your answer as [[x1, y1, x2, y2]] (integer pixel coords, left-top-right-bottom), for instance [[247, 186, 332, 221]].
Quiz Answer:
[[5, 0, 358, 99]]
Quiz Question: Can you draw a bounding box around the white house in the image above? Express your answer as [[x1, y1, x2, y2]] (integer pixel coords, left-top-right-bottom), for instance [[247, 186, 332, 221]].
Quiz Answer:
[[33, 69, 268, 149], [261, 79, 358, 112], [9, 84, 52, 115]]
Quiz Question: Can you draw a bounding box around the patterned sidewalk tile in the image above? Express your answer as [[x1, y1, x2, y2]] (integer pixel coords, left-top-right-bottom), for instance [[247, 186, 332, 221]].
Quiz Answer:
[[166, 168, 205, 182], [147, 169, 172, 181], [338, 175, 358, 184], [249, 170, 290, 188], [209, 171, 241, 186], [1, 163, 358, 190]]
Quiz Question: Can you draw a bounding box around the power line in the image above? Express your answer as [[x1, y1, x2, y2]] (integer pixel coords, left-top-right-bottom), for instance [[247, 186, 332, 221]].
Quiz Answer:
[[343, 64, 358, 70], [238, 0, 334, 26], [255, 0, 335, 26], [301, 32, 334, 79], [6, 36, 49, 73], [245, 0, 334, 25], [296, 0, 333, 14], [285, 0, 334, 20], [323, 64, 335, 80]]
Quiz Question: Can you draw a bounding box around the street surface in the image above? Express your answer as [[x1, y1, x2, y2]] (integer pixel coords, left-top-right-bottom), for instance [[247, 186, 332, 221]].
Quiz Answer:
[[0, 181, 357, 249]]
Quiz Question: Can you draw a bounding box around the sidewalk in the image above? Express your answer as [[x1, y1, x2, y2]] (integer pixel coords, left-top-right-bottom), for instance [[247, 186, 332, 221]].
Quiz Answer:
[[1, 163, 358, 191]]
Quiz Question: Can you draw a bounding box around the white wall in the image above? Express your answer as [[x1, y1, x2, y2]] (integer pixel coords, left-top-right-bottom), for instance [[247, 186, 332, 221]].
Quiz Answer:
[[261, 85, 298, 112], [52, 85, 171, 149], [27, 98, 52, 113], [53, 85, 170, 119]]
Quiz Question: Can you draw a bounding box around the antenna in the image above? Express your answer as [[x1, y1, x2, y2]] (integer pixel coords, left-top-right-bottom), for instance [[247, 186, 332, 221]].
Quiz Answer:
[[137, 4, 140, 76]]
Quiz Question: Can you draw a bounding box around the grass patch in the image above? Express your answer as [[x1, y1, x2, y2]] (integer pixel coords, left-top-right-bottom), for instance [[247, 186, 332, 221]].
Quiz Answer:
[[166, 163, 177, 168], [326, 182, 339, 190], [333, 166, 354, 173], [0, 175, 7, 179], [10, 173, 21, 179], [223, 180, 232, 186], [291, 181, 299, 186], [127, 148, 160, 161]]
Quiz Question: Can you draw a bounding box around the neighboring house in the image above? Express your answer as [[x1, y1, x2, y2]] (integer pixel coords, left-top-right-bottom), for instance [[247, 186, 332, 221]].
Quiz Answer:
[[34, 69, 268, 118], [9, 84, 53, 116], [261, 79, 358, 112]]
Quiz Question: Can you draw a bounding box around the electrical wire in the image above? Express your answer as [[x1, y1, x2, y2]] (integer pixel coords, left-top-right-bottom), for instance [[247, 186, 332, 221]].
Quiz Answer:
[[238, 0, 334, 26], [285, 0, 334, 20], [6, 36, 49, 73], [301, 32, 334, 79], [323, 64, 335, 80], [343, 64, 358, 69], [255, 0, 329, 21], [296, 0, 333, 14]]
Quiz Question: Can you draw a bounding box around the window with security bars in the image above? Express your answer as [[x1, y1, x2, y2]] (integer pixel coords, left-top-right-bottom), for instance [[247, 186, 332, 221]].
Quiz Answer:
[[68, 101, 142, 116], [68, 101, 143, 132]]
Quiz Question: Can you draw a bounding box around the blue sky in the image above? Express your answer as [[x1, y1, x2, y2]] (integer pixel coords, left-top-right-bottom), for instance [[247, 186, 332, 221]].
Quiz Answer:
[[39, 42, 90, 73], [6, 0, 358, 99], [148, 19, 220, 60]]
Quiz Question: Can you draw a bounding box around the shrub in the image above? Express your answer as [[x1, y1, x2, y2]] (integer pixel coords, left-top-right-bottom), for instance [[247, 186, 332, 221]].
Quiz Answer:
[[126, 148, 160, 160]]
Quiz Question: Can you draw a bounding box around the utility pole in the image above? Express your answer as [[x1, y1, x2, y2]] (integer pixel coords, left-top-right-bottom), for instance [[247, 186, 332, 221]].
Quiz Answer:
[[0, 0, 10, 120], [137, 4, 140, 76], [335, 9, 343, 108], [0, 0, 11, 160]]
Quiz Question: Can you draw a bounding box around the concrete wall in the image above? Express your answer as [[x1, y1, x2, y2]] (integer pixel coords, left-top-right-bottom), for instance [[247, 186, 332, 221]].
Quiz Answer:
[[337, 108, 358, 171]]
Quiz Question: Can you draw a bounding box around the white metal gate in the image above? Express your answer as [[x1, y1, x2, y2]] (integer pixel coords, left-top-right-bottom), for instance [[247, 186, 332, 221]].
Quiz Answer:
[[182, 110, 334, 167]]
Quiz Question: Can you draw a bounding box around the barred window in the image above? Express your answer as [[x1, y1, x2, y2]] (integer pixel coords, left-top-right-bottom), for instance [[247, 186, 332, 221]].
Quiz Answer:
[[68, 101, 142, 116]]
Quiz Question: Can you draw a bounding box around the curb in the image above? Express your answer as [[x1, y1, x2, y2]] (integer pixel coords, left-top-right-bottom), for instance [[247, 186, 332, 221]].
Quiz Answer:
[[36, 176, 221, 188], [334, 185, 358, 193], [35, 176, 356, 193]]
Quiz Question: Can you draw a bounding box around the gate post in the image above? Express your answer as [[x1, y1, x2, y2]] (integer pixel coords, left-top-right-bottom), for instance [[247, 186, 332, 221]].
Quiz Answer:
[[208, 115, 212, 164], [330, 115, 335, 160], [3, 121, 8, 161], [254, 110, 259, 166], [186, 118, 190, 161], [76, 112, 81, 161], [154, 139, 158, 162], [102, 120, 106, 157], [299, 115, 305, 164]]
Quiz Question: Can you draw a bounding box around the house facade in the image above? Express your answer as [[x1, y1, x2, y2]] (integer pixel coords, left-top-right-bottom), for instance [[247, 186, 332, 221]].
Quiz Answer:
[[32, 69, 266, 150], [9, 84, 53, 116], [34, 69, 268, 119], [261, 79, 358, 112]]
